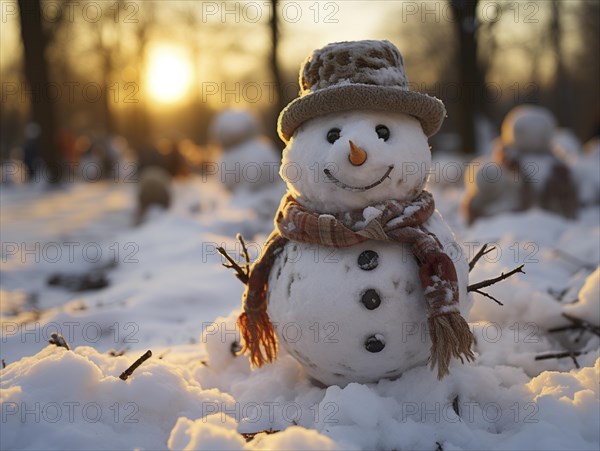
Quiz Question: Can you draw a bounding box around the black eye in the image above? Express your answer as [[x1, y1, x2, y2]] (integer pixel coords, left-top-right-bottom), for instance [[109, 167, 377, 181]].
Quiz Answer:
[[376, 125, 390, 141], [327, 128, 341, 144]]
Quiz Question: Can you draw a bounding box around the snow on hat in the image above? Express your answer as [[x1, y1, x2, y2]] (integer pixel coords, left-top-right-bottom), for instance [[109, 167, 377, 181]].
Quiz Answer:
[[501, 105, 557, 153], [278, 40, 446, 143]]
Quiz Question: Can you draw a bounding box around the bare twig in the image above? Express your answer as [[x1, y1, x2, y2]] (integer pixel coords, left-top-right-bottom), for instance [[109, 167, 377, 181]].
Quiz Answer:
[[571, 354, 581, 369], [472, 289, 504, 306], [241, 429, 280, 443], [119, 350, 152, 381], [468, 265, 525, 292], [157, 349, 171, 360], [535, 351, 583, 368], [469, 244, 496, 272], [48, 333, 71, 350], [238, 233, 250, 269], [452, 395, 460, 417], [550, 249, 596, 271], [535, 351, 583, 360], [549, 313, 600, 338], [562, 313, 600, 336], [217, 234, 251, 285], [547, 287, 569, 301]]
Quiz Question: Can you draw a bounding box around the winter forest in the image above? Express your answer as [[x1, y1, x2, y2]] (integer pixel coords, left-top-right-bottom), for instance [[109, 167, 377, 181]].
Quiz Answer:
[[1, 1, 599, 450]]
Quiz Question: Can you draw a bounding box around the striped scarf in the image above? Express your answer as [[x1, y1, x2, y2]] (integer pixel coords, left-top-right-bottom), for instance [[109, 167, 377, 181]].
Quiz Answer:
[[238, 190, 474, 379]]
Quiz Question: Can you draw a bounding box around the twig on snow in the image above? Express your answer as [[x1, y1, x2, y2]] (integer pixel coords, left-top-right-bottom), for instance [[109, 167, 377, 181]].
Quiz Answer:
[[241, 429, 280, 443], [549, 313, 600, 338], [157, 349, 171, 360], [48, 333, 71, 350], [119, 350, 152, 381], [547, 287, 569, 301], [452, 395, 460, 417], [535, 351, 583, 369], [550, 249, 596, 271]]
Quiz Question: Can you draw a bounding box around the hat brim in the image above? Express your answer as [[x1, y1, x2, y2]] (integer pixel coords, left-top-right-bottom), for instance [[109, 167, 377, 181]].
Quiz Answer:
[[278, 84, 446, 143]]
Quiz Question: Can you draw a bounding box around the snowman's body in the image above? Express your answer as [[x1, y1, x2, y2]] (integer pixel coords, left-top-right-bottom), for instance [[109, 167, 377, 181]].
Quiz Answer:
[[267, 211, 470, 386], [262, 110, 472, 386]]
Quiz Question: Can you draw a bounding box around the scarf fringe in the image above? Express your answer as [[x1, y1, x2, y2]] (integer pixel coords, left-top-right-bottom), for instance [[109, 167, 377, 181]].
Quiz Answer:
[[428, 312, 475, 379], [238, 310, 278, 367]]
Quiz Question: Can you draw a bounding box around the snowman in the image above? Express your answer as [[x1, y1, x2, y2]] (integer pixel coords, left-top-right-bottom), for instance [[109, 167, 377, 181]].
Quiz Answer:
[[235, 40, 474, 387], [209, 109, 286, 226], [210, 109, 280, 193], [462, 105, 579, 225]]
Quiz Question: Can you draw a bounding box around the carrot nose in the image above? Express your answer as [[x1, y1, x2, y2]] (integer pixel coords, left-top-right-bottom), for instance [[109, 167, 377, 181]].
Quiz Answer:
[[348, 140, 367, 166]]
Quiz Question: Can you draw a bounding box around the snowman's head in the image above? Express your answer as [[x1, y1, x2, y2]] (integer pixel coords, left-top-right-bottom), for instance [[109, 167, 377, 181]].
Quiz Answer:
[[280, 110, 431, 213], [501, 105, 556, 154], [209, 109, 260, 150]]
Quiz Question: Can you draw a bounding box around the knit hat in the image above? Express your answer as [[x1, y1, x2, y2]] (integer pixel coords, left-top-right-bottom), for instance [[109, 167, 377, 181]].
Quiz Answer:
[[278, 40, 446, 143]]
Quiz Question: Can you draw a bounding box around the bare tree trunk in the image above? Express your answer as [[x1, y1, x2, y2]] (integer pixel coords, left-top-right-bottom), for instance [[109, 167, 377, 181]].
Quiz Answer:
[[450, 0, 483, 154], [97, 23, 116, 136], [550, 1, 571, 127], [269, 0, 285, 148], [101, 48, 115, 135], [18, 0, 61, 182], [130, 23, 152, 151]]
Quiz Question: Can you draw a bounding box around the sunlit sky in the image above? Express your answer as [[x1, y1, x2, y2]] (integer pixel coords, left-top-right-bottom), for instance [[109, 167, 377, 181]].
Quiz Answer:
[[145, 45, 194, 103], [0, 1, 583, 107]]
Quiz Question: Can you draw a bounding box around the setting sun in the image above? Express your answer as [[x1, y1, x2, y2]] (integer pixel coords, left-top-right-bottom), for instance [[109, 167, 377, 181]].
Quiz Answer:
[[146, 45, 193, 104]]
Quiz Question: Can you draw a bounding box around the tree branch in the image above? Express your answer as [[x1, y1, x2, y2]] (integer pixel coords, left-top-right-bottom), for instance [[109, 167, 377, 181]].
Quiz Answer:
[[472, 289, 504, 306], [468, 264, 525, 292], [217, 234, 251, 285], [469, 243, 496, 272]]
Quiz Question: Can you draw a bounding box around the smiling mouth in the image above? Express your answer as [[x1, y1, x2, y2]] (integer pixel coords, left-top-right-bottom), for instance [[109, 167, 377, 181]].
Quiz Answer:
[[323, 166, 395, 192]]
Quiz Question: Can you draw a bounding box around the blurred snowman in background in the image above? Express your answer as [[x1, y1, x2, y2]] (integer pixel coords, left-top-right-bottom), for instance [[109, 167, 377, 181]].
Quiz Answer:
[[462, 105, 579, 225], [209, 109, 286, 225]]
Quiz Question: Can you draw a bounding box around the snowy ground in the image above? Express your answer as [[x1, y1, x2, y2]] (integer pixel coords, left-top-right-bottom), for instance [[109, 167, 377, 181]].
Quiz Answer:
[[1, 167, 599, 450]]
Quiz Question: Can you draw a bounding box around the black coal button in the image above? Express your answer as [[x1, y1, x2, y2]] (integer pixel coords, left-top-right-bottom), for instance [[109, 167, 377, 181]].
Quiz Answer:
[[365, 335, 385, 353], [361, 289, 381, 310], [358, 250, 379, 270]]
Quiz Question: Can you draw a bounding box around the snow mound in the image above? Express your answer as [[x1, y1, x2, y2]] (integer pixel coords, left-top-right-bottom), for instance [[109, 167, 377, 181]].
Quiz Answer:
[[2, 173, 599, 450], [168, 415, 246, 450], [564, 267, 600, 326], [0, 346, 234, 450]]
